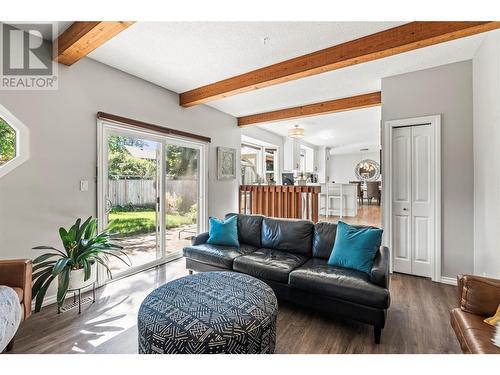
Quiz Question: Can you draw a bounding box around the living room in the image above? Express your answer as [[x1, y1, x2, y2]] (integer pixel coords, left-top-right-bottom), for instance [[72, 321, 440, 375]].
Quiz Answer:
[[1, 1, 500, 372]]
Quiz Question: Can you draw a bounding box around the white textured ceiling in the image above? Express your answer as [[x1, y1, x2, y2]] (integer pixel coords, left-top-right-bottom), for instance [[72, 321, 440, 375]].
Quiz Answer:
[[88, 22, 405, 93], [258, 106, 381, 154]]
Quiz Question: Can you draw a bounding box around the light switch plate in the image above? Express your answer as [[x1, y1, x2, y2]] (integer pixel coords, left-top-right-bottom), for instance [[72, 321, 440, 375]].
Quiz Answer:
[[80, 180, 89, 192]]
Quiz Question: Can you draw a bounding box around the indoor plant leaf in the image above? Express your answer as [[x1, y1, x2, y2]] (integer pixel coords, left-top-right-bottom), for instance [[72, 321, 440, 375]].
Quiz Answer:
[[32, 269, 53, 299], [76, 217, 92, 242], [57, 268, 71, 305], [34, 275, 55, 313], [32, 246, 66, 257], [83, 258, 91, 281], [32, 268, 56, 281], [33, 253, 60, 264], [52, 257, 71, 277], [32, 260, 57, 272]]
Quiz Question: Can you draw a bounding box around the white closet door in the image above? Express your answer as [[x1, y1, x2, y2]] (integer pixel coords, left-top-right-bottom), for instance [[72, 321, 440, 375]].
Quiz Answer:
[[410, 125, 434, 277], [392, 124, 435, 277], [392, 127, 412, 274]]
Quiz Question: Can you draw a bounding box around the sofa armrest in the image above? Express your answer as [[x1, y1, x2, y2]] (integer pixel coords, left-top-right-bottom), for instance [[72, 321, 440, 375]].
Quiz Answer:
[[457, 274, 500, 317], [0, 259, 32, 319], [191, 232, 209, 246], [370, 246, 390, 288]]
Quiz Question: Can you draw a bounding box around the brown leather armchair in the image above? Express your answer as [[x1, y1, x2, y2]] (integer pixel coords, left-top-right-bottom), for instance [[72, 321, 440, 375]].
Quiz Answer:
[[0, 259, 32, 351], [450, 275, 500, 354]]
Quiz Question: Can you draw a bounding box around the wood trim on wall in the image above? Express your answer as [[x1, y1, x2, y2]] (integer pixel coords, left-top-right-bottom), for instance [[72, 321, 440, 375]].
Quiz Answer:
[[96, 112, 211, 143], [55, 21, 135, 66], [180, 22, 500, 107], [237, 92, 381, 127]]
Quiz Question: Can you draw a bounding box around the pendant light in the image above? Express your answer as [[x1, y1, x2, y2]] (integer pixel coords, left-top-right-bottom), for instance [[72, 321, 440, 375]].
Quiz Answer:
[[288, 124, 305, 139]]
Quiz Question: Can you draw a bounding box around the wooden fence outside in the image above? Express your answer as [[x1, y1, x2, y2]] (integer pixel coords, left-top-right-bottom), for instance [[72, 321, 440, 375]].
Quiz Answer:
[[108, 178, 197, 207]]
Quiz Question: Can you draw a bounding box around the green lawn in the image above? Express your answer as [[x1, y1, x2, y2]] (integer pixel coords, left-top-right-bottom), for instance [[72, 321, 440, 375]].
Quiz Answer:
[[108, 211, 194, 236]]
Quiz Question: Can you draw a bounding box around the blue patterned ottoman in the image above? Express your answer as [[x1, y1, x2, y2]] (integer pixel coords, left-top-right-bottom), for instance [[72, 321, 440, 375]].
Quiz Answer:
[[138, 271, 278, 354]]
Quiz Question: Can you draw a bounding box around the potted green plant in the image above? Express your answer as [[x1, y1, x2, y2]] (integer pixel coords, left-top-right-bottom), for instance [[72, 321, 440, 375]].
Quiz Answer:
[[31, 216, 130, 313]]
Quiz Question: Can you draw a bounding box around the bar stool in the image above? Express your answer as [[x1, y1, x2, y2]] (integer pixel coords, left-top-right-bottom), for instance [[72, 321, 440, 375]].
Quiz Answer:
[[319, 183, 328, 216], [326, 183, 345, 218]]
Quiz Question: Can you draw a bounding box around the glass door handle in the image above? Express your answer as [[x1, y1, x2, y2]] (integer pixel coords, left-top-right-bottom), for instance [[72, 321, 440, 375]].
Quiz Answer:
[[105, 199, 113, 214]]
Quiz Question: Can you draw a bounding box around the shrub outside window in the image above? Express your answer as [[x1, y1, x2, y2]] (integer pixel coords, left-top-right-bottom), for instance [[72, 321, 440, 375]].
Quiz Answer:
[[0, 104, 29, 178]]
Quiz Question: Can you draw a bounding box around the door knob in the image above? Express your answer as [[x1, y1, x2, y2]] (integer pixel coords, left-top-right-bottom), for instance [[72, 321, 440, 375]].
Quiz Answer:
[[403, 208, 409, 211]]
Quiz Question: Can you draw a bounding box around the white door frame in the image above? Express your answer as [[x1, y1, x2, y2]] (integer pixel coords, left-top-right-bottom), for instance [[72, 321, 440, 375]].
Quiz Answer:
[[382, 115, 441, 282], [96, 119, 208, 285]]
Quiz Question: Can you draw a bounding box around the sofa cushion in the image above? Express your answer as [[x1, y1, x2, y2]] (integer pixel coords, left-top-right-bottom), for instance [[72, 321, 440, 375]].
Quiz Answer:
[[312, 222, 337, 259], [183, 243, 257, 269], [233, 248, 309, 284], [460, 275, 500, 317], [327, 221, 383, 274], [226, 213, 263, 248], [206, 216, 239, 247], [11, 287, 23, 303], [450, 308, 500, 354], [289, 258, 390, 309], [261, 217, 313, 257]]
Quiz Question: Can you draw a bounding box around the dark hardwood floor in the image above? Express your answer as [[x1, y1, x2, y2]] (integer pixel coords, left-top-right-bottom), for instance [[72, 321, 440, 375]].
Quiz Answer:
[[10, 259, 461, 354]]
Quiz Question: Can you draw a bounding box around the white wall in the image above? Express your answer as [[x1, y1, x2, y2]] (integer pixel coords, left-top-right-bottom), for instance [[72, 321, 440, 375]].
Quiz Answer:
[[382, 60, 474, 279], [317, 146, 327, 182], [329, 151, 380, 183], [472, 31, 500, 278], [0, 57, 239, 301]]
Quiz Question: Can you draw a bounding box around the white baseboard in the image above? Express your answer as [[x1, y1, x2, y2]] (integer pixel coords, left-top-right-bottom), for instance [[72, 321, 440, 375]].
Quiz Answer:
[[440, 276, 457, 286], [31, 293, 57, 310]]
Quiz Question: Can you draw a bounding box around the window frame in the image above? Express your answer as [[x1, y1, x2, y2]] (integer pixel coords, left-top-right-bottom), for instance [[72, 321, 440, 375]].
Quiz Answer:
[[300, 144, 314, 173], [240, 140, 279, 184], [0, 104, 29, 178]]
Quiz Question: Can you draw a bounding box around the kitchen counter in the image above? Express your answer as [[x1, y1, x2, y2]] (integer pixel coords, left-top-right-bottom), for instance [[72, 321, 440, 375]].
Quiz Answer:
[[319, 183, 358, 217]]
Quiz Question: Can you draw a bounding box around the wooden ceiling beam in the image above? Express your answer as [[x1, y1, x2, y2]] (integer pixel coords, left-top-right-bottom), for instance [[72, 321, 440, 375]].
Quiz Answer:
[[237, 92, 382, 127], [55, 21, 135, 66], [181, 21, 500, 107]]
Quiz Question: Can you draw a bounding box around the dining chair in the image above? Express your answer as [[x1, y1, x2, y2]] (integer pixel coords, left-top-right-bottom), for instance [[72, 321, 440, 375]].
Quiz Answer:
[[366, 181, 381, 205]]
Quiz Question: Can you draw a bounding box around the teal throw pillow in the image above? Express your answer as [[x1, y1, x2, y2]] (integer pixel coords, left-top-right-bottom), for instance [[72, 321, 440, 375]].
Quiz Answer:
[[206, 215, 239, 247], [327, 221, 383, 274]]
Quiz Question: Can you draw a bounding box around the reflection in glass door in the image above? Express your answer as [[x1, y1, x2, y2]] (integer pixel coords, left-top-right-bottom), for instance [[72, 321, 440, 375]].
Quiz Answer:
[[104, 133, 161, 276], [165, 143, 199, 255]]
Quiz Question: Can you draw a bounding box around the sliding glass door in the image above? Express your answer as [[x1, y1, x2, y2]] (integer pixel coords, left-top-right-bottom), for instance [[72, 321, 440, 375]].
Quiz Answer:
[[97, 121, 207, 281], [164, 142, 201, 255]]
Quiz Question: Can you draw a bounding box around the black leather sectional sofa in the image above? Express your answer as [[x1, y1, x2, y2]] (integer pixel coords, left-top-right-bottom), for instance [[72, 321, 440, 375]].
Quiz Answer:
[[183, 213, 391, 343]]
